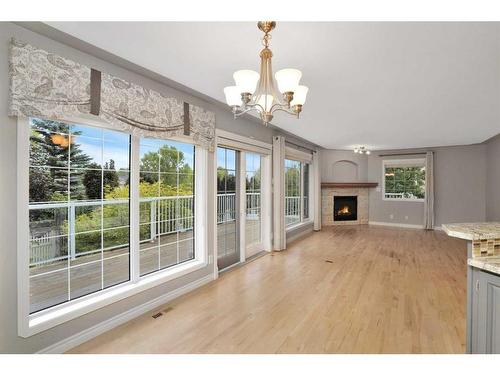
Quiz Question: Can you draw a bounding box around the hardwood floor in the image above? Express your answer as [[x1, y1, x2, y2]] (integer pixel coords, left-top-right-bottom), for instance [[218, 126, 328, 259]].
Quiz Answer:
[[69, 225, 468, 354]]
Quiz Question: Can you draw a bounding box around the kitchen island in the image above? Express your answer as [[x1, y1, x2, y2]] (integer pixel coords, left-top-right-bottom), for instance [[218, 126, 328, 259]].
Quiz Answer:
[[442, 222, 500, 354]]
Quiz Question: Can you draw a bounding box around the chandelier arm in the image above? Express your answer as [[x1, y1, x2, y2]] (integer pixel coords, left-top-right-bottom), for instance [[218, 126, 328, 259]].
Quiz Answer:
[[269, 103, 290, 113], [270, 106, 300, 117], [233, 104, 265, 118], [252, 103, 266, 113]]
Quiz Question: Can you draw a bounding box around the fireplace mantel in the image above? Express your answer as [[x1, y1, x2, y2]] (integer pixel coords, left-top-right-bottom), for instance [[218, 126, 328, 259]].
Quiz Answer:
[[321, 182, 378, 188]]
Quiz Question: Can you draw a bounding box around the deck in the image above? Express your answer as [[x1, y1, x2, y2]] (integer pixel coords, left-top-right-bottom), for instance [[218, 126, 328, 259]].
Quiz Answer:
[[29, 220, 263, 314]]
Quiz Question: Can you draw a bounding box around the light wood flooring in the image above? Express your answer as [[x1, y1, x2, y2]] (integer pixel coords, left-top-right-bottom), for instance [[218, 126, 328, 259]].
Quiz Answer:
[[69, 225, 468, 354]]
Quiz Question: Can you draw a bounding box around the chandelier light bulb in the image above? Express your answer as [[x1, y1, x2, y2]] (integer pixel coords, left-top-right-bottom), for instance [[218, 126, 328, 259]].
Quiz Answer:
[[257, 94, 274, 111], [290, 85, 309, 106], [275, 68, 302, 93], [233, 70, 260, 94], [224, 86, 242, 106]]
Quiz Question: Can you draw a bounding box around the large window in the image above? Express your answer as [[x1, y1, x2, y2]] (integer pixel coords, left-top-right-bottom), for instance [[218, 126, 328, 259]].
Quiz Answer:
[[284, 159, 310, 227], [139, 138, 195, 276], [24, 117, 202, 328], [29, 118, 131, 313], [383, 159, 426, 201]]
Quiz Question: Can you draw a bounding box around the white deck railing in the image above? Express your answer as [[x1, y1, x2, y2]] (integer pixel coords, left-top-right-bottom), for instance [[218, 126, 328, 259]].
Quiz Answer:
[[30, 192, 311, 265], [29, 193, 250, 266], [384, 193, 405, 199], [284, 196, 309, 225], [30, 196, 198, 266]]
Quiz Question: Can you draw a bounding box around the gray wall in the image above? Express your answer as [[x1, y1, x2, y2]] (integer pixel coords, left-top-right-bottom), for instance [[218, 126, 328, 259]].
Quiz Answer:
[[0, 22, 317, 353], [319, 150, 368, 182], [486, 134, 500, 221], [368, 145, 487, 227], [320, 145, 487, 227]]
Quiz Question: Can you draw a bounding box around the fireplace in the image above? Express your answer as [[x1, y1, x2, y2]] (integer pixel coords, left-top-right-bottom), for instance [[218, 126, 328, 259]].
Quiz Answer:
[[333, 196, 358, 222]]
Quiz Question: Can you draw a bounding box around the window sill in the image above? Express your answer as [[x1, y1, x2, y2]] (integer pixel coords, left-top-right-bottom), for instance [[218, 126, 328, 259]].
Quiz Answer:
[[382, 197, 425, 203], [286, 219, 313, 233], [22, 258, 207, 337]]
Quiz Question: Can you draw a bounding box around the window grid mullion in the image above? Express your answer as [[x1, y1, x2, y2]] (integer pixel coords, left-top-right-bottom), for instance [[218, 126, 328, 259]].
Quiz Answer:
[[130, 135, 141, 283]]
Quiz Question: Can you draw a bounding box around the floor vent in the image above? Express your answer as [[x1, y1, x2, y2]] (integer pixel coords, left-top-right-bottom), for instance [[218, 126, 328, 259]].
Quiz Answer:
[[325, 260, 334, 263], [152, 312, 163, 319]]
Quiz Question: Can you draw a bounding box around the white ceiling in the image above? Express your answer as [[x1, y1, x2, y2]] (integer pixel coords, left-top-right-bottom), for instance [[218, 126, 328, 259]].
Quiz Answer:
[[47, 22, 500, 150]]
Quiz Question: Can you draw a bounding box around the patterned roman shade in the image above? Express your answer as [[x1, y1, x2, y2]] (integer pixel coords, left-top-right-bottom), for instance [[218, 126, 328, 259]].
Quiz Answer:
[[8, 38, 216, 151], [8, 39, 92, 119]]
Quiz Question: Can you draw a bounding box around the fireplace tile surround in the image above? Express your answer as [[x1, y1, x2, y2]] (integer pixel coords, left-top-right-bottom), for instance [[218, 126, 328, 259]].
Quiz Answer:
[[322, 187, 369, 226]]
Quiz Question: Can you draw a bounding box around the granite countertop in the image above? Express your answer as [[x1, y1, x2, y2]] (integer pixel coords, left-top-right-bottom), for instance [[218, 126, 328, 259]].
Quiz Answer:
[[442, 222, 500, 241], [468, 257, 500, 276]]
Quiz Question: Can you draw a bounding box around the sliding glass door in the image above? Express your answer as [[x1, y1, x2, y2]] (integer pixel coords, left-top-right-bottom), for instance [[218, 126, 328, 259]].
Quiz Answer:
[[217, 146, 267, 271], [217, 147, 240, 270], [244, 152, 262, 257]]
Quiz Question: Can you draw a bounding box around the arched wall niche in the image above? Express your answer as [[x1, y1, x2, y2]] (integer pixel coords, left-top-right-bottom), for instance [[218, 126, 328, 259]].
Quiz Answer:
[[331, 160, 359, 181]]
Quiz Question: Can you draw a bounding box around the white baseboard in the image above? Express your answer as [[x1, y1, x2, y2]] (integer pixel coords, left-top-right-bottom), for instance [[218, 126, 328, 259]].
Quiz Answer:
[[286, 224, 314, 244], [37, 273, 215, 354], [368, 221, 424, 229]]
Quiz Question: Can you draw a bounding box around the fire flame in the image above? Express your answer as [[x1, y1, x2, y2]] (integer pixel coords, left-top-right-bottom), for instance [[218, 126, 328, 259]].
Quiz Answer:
[[338, 206, 350, 215]]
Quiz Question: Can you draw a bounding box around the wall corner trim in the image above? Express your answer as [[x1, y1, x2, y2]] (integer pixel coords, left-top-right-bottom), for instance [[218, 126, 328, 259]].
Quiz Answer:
[[37, 274, 215, 354]]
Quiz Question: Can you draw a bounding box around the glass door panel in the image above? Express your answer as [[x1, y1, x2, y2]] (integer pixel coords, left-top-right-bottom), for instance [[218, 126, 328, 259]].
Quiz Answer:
[[245, 152, 262, 256], [285, 159, 301, 227], [217, 147, 240, 270]]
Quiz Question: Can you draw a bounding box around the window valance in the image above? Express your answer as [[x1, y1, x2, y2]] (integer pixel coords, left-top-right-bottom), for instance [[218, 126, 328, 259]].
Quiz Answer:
[[8, 38, 216, 151]]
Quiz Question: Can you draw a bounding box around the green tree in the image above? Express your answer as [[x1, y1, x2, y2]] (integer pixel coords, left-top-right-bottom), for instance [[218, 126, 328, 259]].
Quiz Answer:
[[285, 165, 301, 197], [217, 167, 236, 193], [30, 118, 92, 200], [103, 159, 120, 195], [140, 145, 193, 192], [83, 163, 102, 200], [141, 146, 192, 174]]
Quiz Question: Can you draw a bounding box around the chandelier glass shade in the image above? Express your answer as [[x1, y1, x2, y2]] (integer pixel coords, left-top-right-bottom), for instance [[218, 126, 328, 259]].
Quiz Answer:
[[223, 21, 308, 125]]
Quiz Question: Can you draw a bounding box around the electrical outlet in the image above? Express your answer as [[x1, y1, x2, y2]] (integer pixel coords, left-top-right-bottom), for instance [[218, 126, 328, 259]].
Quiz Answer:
[[405, 216, 409, 220], [389, 214, 394, 219]]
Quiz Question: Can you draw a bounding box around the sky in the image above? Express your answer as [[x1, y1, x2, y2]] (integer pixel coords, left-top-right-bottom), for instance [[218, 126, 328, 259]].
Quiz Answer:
[[71, 124, 194, 171]]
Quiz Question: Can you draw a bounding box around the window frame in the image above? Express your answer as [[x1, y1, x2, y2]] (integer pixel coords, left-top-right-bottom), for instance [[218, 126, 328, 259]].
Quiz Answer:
[[382, 158, 426, 202], [284, 158, 312, 230], [17, 116, 209, 337]]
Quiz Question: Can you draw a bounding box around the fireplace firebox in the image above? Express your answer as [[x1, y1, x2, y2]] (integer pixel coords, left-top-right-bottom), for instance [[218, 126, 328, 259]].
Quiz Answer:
[[333, 196, 358, 221]]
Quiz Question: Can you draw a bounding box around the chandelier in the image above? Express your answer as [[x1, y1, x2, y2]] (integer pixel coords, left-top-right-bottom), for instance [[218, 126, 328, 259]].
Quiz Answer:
[[223, 21, 309, 125], [354, 146, 371, 155]]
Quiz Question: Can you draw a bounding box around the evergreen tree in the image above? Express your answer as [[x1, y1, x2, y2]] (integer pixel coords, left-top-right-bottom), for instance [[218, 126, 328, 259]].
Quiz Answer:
[[104, 159, 120, 196], [30, 118, 92, 200], [83, 163, 102, 200]]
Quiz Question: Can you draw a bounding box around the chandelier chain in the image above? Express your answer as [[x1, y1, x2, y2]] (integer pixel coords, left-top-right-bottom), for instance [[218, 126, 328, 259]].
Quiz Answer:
[[262, 31, 271, 48]]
